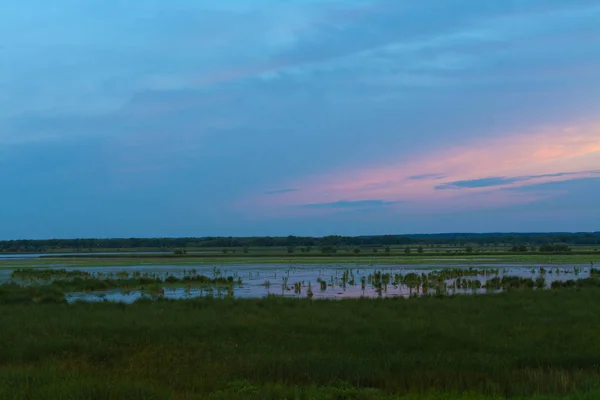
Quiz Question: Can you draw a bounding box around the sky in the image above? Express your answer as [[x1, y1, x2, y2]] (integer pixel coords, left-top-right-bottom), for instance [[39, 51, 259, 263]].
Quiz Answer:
[[1, 0, 600, 239]]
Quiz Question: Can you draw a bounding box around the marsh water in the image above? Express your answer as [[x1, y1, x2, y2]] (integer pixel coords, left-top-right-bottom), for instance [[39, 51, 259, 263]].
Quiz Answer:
[[2, 262, 594, 303]]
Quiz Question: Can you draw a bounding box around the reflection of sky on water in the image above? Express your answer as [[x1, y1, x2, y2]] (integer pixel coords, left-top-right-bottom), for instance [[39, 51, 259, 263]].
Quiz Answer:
[[2, 263, 585, 303]]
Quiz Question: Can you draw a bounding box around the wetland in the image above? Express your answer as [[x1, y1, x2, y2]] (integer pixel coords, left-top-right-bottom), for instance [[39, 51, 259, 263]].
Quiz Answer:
[[3, 256, 600, 399], [1, 262, 597, 303]]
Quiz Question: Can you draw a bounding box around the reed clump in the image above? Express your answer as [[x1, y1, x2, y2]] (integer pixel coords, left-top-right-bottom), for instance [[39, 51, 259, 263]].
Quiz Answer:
[[0, 283, 66, 304]]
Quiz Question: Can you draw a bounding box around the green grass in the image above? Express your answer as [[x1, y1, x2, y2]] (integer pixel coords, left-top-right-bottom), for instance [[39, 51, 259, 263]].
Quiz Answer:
[[1, 253, 599, 269], [2, 288, 600, 399]]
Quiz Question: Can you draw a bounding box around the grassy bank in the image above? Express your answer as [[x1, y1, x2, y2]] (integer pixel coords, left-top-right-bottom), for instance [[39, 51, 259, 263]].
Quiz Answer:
[[2, 288, 600, 399], [1, 253, 599, 269]]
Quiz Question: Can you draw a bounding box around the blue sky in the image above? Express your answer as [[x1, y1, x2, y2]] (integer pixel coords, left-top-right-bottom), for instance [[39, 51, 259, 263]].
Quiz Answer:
[[1, 0, 599, 239]]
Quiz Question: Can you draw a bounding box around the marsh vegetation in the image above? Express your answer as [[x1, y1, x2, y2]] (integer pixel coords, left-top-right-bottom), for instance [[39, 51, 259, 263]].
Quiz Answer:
[[3, 286, 600, 399], [1, 264, 596, 304], [2, 263, 600, 398]]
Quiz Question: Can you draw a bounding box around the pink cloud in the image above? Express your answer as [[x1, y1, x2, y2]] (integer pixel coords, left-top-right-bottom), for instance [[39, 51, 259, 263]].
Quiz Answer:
[[245, 121, 600, 214]]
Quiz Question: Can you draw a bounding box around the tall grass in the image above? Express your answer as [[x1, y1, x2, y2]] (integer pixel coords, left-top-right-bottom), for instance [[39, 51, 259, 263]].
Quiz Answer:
[[0, 283, 66, 304], [2, 288, 600, 399]]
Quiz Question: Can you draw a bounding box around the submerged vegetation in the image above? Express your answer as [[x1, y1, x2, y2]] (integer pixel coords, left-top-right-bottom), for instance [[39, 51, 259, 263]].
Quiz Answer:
[[3, 287, 600, 399], [2, 265, 598, 304], [3, 268, 242, 303], [11, 268, 92, 279], [10, 268, 239, 285]]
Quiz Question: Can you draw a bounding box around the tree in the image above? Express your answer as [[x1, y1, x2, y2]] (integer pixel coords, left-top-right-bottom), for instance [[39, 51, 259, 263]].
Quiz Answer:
[[465, 246, 473, 253], [321, 245, 334, 254], [243, 246, 249, 254], [385, 246, 391, 255], [417, 245, 424, 254], [404, 247, 411, 254], [353, 248, 361, 254], [540, 244, 571, 253]]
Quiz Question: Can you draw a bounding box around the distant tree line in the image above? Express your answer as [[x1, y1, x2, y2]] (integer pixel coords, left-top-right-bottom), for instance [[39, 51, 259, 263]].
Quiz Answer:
[[0, 233, 598, 253]]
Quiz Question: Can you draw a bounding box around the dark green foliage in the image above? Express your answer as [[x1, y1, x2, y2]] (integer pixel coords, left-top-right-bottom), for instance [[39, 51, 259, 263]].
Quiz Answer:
[[0, 283, 66, 304], [2, 232, 599, 253], [535, 276, 546, 289], [539, 244, 572, 253], [10, 269, 238, 293], [321, 245, 337, 254], [549, 278, 600, 290], [483, 276, 535, 290], [11, 268, 91, 280], [2, 289, 600, 398], [511, 245, 529, 252]]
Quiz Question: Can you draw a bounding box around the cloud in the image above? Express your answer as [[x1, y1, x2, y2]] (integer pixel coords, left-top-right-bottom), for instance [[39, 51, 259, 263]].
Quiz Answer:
[[510, 176, 600, 193], [300, 199, 400, 209], [265, 188, 299, 195], [436, 177, 525, 189], [249, 122, 600, 214], [435, 172, 594, 190], [408, 173, 446, 181], [3, 0, 600, 237]]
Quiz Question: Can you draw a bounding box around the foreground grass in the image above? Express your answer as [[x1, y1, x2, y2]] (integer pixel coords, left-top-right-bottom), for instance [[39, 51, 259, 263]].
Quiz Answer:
[[2, 289, 600, 399]]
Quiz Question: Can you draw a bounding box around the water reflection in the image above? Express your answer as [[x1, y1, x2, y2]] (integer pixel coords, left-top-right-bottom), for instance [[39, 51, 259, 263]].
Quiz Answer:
[[2, 263, 591, 303]]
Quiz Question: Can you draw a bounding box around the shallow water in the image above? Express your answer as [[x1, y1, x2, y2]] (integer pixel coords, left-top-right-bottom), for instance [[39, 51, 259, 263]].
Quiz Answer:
[[2, 263, 592, 303]]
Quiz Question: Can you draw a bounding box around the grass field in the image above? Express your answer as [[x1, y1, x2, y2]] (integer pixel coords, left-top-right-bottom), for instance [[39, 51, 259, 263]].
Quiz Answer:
[[2, 287, 600, 399], [1, 253, 599, 269]]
